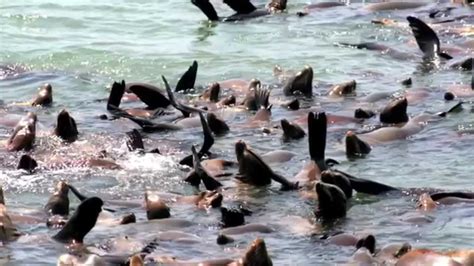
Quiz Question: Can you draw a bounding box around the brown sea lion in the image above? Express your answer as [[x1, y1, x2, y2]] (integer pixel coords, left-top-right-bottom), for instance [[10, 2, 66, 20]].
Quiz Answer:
[[44, 181, 70, 216], [6, 112, 37, 152], [283, 65, 313, 96], [17, 154, 38, 172], [365, 2, 428, 12], [0, 187, 21, 242], [185, 145, 223, 191], [54, 109, 79, 143], [145, 191, 171, 220], [396, 249, 474, 265], [281, 119, 305, 141], [328, 80, 356, 97], [236, 238, 273, 266], [31, 83, 53, 106], [345, 131, 372, 158], [200, 82, 221, 102], [179, 112, 214, 167], [207, 112, 229, 135], [53, 197, 103, 244], [235, 140, 298, 190]]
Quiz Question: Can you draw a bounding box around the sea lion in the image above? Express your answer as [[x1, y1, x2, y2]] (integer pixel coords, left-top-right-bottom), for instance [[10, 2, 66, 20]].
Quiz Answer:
[[0, 187, 21, 242], [207, 112, 229, 135], [238, 238, 273, 266], [53, 197, 103, 244], [163, 75, 205, 118], [6, 112, 37, 152], [221, 223, 274, 235], [194, 190, 223, 209], [354, 108, 375, 119], [201, 82, 220, 102], [396, 249, 474, 265], [53, 109, 79, 143], [242, 79, 263, 111], [380, 97, 409, 124], [191, 0, 286, 22], [234, 140, 298, 190], [325, 233, 376, 254], [417, 192, 474, 211], [283, 66, 313, 96], [365, 2, 428, 12], [217, 234, 234, 245], [145, 191, 171, 220], [179, 112, 214, 167], [328, 80, 356, 97], [315, 182, 347, 219], [44, 181, 70, 216], [186, 145, 223, 191], [221, 207, 245, 228], [31, 83, 53, 106], [281, 98, 300, 110], [17, 154, 38, 172], [281, 119, 305, 141], [345, 131, 372, 158], [298, 1, 346, 16]]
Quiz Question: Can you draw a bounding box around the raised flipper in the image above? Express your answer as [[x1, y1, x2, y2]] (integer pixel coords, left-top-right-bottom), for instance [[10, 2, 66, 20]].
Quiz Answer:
[[406, 16, 452, 60], [308, 112, 327, 171], [191, 0, 219, 21], [126, 83, 170, 109], [224, 0, 257, 14], [334, 169, 398, 195], [179, 112, 215, 167], [163, 75, 205, 118], [110, 106, 181, 132], [254, 86, 270, 110], [67, 184, 116, 212], [192, 145, 222, 191], [126, 129, 145, 152], [175, 61, 198, 92], [107, 80, 125, 111]]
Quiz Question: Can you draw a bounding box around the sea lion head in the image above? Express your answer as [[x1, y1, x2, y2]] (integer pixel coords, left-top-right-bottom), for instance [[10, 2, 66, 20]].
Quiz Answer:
[[54, 109, 79, 142], [217, 234, 234, 245], [380, 97, 408, 124], [203, 82, 220, 102], [248, 79, 261, 91], [197, 190, 223, 208], [315, 182, 347, 219], [282, 99, 300, 110], [416, 193, 437, 211], [119, 213, 136, 225], [345, 131, 371, 158], [53, 196, 103, 243], [241, 238, 273, 266], [145, 192, 171, 220], [283, 65, 313, 96], [207, 112, 229, 135], [235, 140, 248, 163], [329, 80, 356, 97], [354, 108, 375, 119], [220, 207, 245, 228], [32, 83, 53, 106], [355, 235, 376, 254], [44, 181, 70, 216], [321, 170, 353, 199], [17, 154, 38, 173], [219, 95, 236, 106], [281, 119, 305, 141], [267, 0, 287, 12]]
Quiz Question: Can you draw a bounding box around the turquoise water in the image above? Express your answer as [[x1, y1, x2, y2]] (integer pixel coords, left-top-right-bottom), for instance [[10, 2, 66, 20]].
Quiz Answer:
[[1, 0, 473, 265]]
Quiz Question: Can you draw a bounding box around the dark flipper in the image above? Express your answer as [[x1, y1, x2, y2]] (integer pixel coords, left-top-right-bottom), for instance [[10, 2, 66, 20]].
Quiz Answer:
[[107, 80, 125, 111], [430, 192, 474, 201], [255, 87, 270, 110], [308, 112, 327, 171], [163, 75, 205, 118], [175, 61, 198, 92], [334, 169, 398, 195], [406, 16, 452, 60], [191, 0, 219, 21], [272, 173, 299, 191], [192, 145, 222, 191], [179, 112, 215, 167], [127, 83, 170, 109], [126, 129, 145, 151], [67, 184, 116, 212], [224, 0, 257, 14]]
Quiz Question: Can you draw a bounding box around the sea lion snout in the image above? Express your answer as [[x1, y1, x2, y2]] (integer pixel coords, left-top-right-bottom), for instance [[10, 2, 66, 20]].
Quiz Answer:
[[380, 97, 408, 124]]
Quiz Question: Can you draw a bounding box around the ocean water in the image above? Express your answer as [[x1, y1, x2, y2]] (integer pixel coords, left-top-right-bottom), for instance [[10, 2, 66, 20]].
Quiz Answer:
[[0, 0, 473, 265]]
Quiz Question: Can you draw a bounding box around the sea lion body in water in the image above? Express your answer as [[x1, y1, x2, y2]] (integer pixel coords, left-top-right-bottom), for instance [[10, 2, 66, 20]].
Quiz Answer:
[[44, 181, 70, 216], [53, 196, 103, 243], [31, 83, 52, 106], [235, 140, 298, 190], [191, 0, 286, 22], [6, 112, 37, 152], [53, 109, 79, 143], [283, 66, 314, 96], [0, 187, 21, 242]]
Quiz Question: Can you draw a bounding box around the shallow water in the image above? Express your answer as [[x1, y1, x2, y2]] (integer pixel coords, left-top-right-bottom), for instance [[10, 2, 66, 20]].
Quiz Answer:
[[1, 0, 473, 265]]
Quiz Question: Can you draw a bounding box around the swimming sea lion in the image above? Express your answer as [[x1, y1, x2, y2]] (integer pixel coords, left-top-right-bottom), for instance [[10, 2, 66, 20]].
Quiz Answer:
[[380, 98, 408, 124], [235, 140, 299, 190], [283, 66, 313, 96], [328, 80, 356, 97], [0, 187, 21, 242], [396, 249, 474, 265], [315, 182, 347, 219], [345, 131, 372, 158], [320, 170, 353, 199], [145, 191, 171, 220], [53, 196, 103, 244], [242, 79, 262, 111], [54, 109, 79, 143], [251, 87, 272, 122], [201, 82, 220, 102], [44, 181, 70, 216], [207, 112, 229, 135], [239, 238, 273, 266], [190, 145, 223, 191], [195, 190, 223, 209], [281, 119, 305, 141], [354, 108, 375, 119], [221, 207, 245, 228], [417, 192, 474, 211], [17, 154, 38, 172], [191, 0, 286, 22], [31, 83, 53, 106], [6, 112, 37, 152]]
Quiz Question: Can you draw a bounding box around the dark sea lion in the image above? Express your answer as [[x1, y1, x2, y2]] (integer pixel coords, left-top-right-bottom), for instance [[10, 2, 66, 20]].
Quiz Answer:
[[401, 77, 412, 87], [283, 66, 313, 96], [119, 213, 136, 225], [281, 119, 305, 141], [163, 75, 205, 118], [44, 181, 70, 216], [53, 197, 103, 244], [242, 79, 262, 111], [281, 98, 300, 110], [217, 234, 234, 245], [125, 82, 170, 109], [239, 238, 273, 266], [0, 187, 21, 241], [406, 16, 453, 60], [190, 145, 222, 191], [31, 83, 53, 106], [179, 112, 214, 167], [207, 112, 229, 135], [315, 182, 347, 219], [379, 98, 408, 124], [7, 112, 37, 152], [17, 154, 38, 172], [145, 191, 171, 220], [354, 108, 375, 119], [54, 109, 78, 143], [320, 170, 353, 199], [201, 82, 220, 102], [175, 60, 198, 92], [221, 207, 245, 228], [345, 131, 372, 158], [235, 140, 298, 190], [191, 0, 286, 22], [125, 129, 160, 154], [337, 42, 411, 61], [328, 80, 356, 97]]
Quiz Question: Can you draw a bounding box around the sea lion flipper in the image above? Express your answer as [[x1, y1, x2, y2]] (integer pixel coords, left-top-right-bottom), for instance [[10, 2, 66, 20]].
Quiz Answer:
[[67, 184, 88, 201], [273, 174, 299, 191], [406, 16, 452, 60], [175, 61, 198, 92], [308, 112, 327, 169], [163, 75, 204, 117], [107, 81, 125, 111], [223, 0, 257, 14], [127, 85, 170, 109], [254, 87, 270, 110], [199, 112, 214, 154], [192, 145, 222, 191], [334, 169, 397, 195], [191, 0, 219, 21], [126, 129, 145, 152]]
